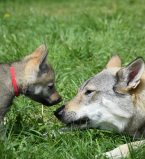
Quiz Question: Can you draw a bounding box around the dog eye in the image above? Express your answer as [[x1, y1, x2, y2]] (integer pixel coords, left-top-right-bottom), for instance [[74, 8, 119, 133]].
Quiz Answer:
[[85, 90, 94, 95], [48, 83, 54, 89]]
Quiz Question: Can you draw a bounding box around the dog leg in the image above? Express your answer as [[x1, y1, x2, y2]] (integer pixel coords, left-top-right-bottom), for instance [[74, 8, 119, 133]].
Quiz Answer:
[[95, 140, 145, 159]]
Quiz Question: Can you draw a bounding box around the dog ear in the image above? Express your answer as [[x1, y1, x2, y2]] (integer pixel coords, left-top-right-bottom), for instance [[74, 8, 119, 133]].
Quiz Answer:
[[24, 50, 49, 83], [34, 44, 46, 54], [23, 44, 47, 62], [113, 57, 144, 94], [30, 44, 46, 58], [105, 54, 122, 69], [37, 50, 49, 70]]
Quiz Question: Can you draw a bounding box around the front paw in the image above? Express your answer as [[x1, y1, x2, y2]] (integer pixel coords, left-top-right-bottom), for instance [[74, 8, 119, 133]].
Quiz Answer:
[[95, 144, 129, 159]]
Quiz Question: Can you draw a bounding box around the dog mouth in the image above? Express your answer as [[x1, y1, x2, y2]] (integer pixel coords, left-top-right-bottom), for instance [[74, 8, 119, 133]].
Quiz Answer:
[[66, 117, 90, 129]]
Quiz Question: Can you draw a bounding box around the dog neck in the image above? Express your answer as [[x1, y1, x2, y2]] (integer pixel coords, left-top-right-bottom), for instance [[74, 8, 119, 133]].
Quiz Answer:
[[10, 67, 19, 97], [11, 61, 28, 95], [126, 72, 145, 137]]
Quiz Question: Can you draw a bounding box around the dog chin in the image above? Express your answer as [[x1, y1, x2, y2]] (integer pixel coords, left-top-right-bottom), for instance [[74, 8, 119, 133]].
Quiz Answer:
[[33, 98, 52, 106], [66, 117, 90, 130], [66, 123, 88, 130], [32, 98, 60, 106]]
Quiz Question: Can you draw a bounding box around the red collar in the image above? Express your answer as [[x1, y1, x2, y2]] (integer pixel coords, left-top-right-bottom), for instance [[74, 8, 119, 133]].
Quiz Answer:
[[10, 67, 19, 97]]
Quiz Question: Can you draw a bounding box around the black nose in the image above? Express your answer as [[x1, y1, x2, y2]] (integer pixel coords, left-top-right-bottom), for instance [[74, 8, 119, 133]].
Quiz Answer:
[[58, 97, 62, 103], [54, 105, 65, 120]]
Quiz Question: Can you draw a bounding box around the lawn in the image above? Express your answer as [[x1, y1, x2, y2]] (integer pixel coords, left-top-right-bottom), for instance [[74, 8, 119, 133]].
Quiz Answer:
[[0, 0, 145, 158]]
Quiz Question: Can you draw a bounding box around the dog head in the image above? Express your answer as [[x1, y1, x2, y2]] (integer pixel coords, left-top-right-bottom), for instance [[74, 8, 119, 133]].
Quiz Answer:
[[54, 55, 144, 132], [18, 44, 62, 106]]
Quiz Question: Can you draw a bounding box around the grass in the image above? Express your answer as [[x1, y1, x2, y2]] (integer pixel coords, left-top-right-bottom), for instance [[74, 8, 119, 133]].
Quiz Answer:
[[0, 0, 145, 158]]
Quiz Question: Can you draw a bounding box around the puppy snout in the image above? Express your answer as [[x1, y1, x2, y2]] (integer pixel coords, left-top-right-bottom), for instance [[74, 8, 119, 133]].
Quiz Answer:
[[49, 96, 62, 106], [54, 105, 65, 120]]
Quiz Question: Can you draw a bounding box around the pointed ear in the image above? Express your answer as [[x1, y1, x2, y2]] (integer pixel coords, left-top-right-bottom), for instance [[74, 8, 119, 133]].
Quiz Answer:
[[23, 44, 47, 61], [36, 50, 49, 70], [105, 54, 122, 69], [30, 44, 46, 57], [35, 43, 46, 54], [113, 57, 144, 94], [24, 50, 49, 83]]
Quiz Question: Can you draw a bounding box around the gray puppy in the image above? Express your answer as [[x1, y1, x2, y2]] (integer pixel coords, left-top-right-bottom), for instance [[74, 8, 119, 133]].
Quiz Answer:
[[0, 44, 62, 139]]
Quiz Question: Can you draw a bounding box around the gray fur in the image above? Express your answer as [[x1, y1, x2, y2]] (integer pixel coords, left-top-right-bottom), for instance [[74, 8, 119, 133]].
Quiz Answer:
[[55, 69, 134, 132], [0, 44, 62, 139], [55, 56, 145, 158], [55, 58, 145, 134]]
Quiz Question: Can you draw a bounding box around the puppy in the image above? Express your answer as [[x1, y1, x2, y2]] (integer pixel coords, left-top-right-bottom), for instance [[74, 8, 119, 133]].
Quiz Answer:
[[0, 44, 62, 138]]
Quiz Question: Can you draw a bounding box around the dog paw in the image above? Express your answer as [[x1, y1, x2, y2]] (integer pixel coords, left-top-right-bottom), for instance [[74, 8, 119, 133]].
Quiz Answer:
[[95, 143, 130, 159], [95, 152, 123, 159]]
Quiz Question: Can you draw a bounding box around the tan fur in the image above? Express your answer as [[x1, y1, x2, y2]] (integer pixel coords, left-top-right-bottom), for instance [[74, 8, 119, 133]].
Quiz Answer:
[[24, 44, 46, 60], [105, 54, 122, 69], [50, 91, 61, 101], [115, 86, 132, 94], [130, 72, 145, 110], [65, 94, 84, 111]]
